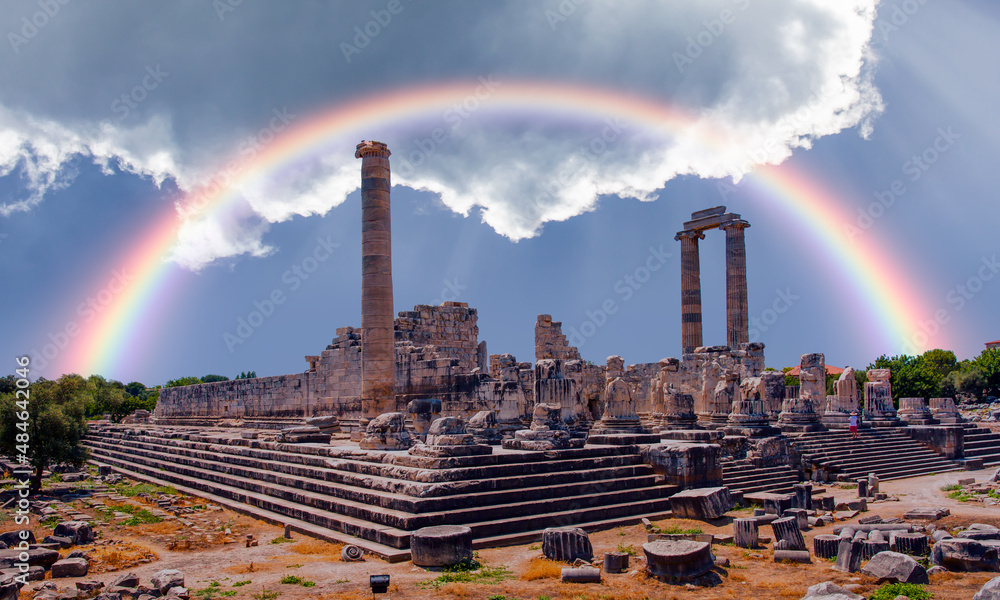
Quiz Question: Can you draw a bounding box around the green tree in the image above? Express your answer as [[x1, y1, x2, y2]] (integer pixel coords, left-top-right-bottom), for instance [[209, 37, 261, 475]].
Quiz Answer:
[[974, 348, 1000, 398], [124, 381, 147, 398], [0, 375, 89, 492], [921, 349, 960, 378], [165, 376, 201, 388], [83, 375, 129, 420], [869, 354, 939, 401], [200, 374, 229, 383], [235, 371, 257, 380], [940, 366, 985, 400]]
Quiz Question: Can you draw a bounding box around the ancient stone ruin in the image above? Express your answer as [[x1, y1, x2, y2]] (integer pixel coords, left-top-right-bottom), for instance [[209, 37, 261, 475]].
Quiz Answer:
[[82, 142, 980, 562]]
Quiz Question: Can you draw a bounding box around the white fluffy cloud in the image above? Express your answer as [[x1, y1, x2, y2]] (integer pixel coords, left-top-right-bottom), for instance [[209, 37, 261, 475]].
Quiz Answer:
[[0, 0, 883, 269]]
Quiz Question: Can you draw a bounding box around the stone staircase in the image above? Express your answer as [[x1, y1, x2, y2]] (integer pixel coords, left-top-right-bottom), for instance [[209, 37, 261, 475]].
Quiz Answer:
[[962, 424, 1000, 466], [722, 459, 800, 495], [84, 426, 677, 561], [789, 428, 962, 482]]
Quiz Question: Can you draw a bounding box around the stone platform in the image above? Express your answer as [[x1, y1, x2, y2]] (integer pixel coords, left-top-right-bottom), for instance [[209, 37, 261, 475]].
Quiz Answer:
[[85, 425, 677, 561], [789, 428, 963, 481]]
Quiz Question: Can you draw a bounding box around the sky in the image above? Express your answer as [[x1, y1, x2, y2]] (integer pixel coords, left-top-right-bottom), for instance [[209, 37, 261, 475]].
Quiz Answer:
[[1, 1, 998, 386]]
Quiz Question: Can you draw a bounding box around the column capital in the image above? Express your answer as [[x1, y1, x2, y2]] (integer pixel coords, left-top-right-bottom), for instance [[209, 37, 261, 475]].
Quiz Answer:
[[720, 219, 750, 231], [675, 229, 706, 242], [356, 140, 391, 159]]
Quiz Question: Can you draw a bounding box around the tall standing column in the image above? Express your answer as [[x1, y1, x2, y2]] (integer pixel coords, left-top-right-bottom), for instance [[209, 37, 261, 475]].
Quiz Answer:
[[722, 219, 750, 349], [675, 230, 705, 354], [355, 141, 395, 419]]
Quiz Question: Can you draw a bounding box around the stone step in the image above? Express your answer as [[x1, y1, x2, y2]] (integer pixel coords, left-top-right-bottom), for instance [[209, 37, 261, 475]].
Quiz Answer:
[[86, 437, 657, 509], [803, 457, 958, 479], [112, 432, 654, 492], [86, 442, 670, 530], [964, 439, 1000, 449], [789, 430, 962, 481], [724, 478, 798, 495], [89, 450, 415, 549], [88, 458, 414, 563], [792, 437, 929, 451], [90, 448, 676, 552], [94, 430, 649, 483], [721, 461, 801, 495], [800, 452, 955, 471], [723, 471, 799, 486]]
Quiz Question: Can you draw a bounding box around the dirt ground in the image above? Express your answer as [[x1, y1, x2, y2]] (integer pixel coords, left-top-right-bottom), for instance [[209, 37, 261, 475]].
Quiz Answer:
[[5, 467, 1000, 600]]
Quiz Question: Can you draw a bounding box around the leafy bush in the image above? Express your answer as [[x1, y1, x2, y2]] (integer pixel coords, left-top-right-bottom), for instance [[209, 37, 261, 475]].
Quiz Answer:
[[868, 582, 932, 600], [419, 564, 512, 589], [656, 524, 703, 535]]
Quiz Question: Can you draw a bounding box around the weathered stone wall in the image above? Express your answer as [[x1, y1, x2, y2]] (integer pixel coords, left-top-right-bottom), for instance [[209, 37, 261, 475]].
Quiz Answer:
[[154, 373, 314, 420], [157, 303, 481, 424], [623, 362, 661, 414], [563, 359, 605, 418], [534, 314, 582, 362], [396, 302, 480, 372]]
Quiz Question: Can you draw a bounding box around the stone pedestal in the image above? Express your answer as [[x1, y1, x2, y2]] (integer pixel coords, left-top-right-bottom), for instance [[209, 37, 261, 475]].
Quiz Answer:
[[640, 443, 722, 488], [777, 397, 823, 432], [591, 377, 645, 434], [661, 391, 698, 430], [407, 398, 442, 442], [534, 360, 587, 431], [410, 526, 473, 568], [725, 399, 779, 437], [699, 367, 738, 429], [778, 354, 825, 431], [542, 527, 592, 562], [761, 371, 786, 420], [502, 404, 584, 451], [929, 397, 961, 424], [814, 534, 841, 559], [603, 552, 629, 574], [669, 487, 733, 520], [734, 518, 759, 549], [359, 412, 413, 450], [771, 517, 806, 551], [824, 367, 858, 428], [898, 398, 935, 425], [643, 540, 715, 579], [277, 426, 331, 444], [410, 416, 492, 457], [467, 410, 502, 445], [864, 369, 900, 426]]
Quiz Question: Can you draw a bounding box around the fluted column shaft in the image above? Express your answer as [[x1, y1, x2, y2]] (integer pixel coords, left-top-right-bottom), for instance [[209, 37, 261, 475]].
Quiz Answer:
[[356, 141, 395, 419], [722, 220, 750, 348], [675, 230, 705, 354]]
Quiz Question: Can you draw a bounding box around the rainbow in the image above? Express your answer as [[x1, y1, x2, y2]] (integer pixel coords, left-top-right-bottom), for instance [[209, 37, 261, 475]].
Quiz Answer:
[[57, 80, 945, 379]]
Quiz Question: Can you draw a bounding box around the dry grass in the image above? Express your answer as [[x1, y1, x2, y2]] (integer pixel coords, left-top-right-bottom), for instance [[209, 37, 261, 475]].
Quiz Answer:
[[133, 520, 182, 535], [223, 560, 283, 575], [316, 592, 370, 600], [87, 541, 158, 573], [520, 557, 563, 581], [289, 538, 344, 559], [437, 583, 472, 597]]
